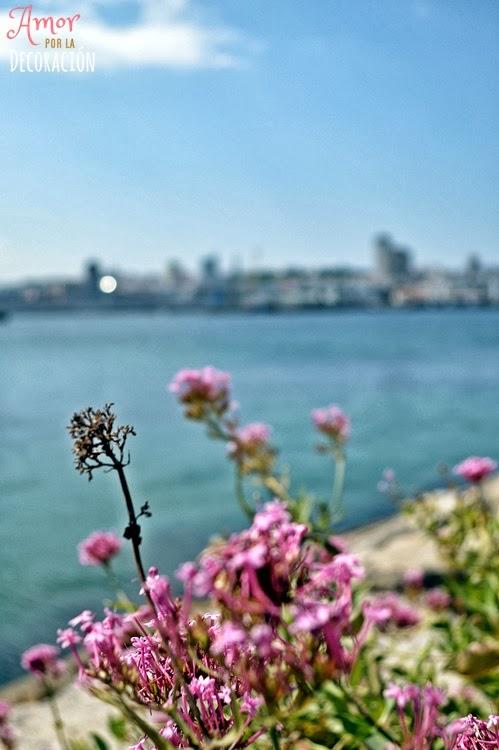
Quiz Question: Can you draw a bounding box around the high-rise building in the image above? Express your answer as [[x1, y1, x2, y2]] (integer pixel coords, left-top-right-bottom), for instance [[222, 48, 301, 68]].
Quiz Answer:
[[85, 260, 101, 296], [374, 233, 412, 280], [200, 255, 220, 283]]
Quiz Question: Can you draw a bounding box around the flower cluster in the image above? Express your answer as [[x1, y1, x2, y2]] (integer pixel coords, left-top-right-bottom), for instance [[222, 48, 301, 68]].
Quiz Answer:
[[57, 500, 393, 748], [78, 529, 122, 567], [453, 456, 497, 484], [14, 380, 498, 750], [227, 422, 275, 476], [384, 682, 446, 749], [59, 571, 262, 748], [312, 405, 350, 444], [179, 501, 376, 689], [169, 367, 231, 420], [364, 592, 421, 629], [21, 643, 64, 680], [447, 714, 499, 749]]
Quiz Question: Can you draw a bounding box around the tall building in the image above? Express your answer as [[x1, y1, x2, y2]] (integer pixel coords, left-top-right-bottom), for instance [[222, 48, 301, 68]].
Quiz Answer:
[[200, 255, 220, 283], [85, 260, 101, 296], [374, 233, 412, 281]]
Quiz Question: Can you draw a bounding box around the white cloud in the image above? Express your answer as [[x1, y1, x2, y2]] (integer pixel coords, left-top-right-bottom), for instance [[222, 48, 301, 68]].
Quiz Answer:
[[0, 0, 253, 69]]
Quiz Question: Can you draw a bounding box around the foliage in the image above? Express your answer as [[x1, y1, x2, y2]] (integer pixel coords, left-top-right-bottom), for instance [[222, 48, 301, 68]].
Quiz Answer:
[[14, 366, 499, 750]]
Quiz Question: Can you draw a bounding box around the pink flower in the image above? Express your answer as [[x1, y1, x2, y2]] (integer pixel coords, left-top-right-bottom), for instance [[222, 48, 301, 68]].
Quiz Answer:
[[310, 553, 365, 586], [169, 366, 231, 418], [312, 405, 350, 443], [235, 423, 271, 449], [384, 682, 419, 709], [446, 714, 499, 748], [453, 456, 497, 483], [21, 644, 63, 677], [403, 568, 425, 589], [290, 602, 336, 633], [78, 530, 121, 567], [69, 610, 95, 629], [366, 593, 421, 629], [142, 567, 176, 620], [56, 628, 82, 649], [385, 682, 445, 745], [426, 588, 452, 611]]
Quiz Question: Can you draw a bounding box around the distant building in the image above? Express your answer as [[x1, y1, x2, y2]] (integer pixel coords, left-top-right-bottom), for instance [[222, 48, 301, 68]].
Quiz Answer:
[[200, 255, 220, 284], [375, 233, 412, 282], [85, 260, 101, 297], [465, 254, 482, 284]]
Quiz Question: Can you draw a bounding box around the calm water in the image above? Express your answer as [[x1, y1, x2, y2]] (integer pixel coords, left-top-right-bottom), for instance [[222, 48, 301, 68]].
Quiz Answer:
[[1, 309, 499, 682]]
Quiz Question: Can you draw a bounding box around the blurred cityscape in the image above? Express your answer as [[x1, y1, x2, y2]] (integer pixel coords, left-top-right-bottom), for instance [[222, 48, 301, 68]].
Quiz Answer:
[[1, 233, 499, 315]]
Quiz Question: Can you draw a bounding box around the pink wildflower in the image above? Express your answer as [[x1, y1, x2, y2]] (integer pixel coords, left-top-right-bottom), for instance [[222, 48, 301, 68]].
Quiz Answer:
[[210, 622, 246, 656], [78, 530, 121, 567], [227, 422, 275, 475], [453, 456, 497, 484], [312, 405, 350, 443], [169, 366, 231, 418], [189, 500, 308, 616], [311, 553, 365, 585], [403, 568, 425, 589], [446, 714, 499, 749], [69, 610, 95, 630], [385, 682, 445, 747], [56, 628, 81, 649], [142, 567, 176, 620], [21, 644, 64, 678], [234, 422, 271, 449], [426, 588, 452, 611], [365, 593, 421, 629]]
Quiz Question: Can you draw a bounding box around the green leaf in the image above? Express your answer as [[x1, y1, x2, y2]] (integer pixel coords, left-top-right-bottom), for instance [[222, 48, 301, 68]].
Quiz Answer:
[[108, 714, 129, 741], [91, 734, 110, 750]]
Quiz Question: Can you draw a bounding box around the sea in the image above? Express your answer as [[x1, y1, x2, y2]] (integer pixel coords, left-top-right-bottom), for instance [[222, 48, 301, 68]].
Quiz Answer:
[[1, 309, 498, 683]]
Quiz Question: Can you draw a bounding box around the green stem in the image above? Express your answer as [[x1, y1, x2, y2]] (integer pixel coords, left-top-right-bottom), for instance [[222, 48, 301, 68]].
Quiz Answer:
[[269, 725, 281, 750], [339, 681, 398, 744], [235, 469, 254, 519], [331, 447, 346, 521], [114, 692, 175, 749], [110, 456, 209, 740], [263, 474, 290, 503], [47, 693, 69, 750]]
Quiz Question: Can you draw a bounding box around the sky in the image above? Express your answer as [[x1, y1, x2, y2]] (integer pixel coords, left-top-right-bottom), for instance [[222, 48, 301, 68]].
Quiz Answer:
[[0, 0, 498, 282]]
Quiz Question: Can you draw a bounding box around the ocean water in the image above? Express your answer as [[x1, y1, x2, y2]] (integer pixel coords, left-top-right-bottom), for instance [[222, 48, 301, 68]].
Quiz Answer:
[[1, 309, 499, 682]]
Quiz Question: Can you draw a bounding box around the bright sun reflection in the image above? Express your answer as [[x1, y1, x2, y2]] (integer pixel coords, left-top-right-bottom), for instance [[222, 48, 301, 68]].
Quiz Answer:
[[99, 275, 118, 294]]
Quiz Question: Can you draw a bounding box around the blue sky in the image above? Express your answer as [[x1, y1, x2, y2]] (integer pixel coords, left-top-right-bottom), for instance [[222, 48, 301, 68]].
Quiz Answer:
[[0, 0, 498, 282]]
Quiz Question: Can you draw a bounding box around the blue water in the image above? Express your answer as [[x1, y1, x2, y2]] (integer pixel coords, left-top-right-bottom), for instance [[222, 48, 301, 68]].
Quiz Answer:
[[1, 309, 499, 683]]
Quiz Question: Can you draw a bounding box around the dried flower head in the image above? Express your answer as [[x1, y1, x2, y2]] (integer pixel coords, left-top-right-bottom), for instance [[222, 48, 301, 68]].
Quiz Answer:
[[68, 403, 136, 479]]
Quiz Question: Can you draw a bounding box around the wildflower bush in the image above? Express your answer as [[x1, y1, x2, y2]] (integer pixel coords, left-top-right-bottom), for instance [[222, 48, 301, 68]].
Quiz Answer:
[[9, 366, 499, 750]]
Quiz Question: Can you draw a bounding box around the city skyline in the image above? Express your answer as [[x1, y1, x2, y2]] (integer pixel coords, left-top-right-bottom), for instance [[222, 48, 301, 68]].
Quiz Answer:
[[0, 230, 495, 288], [1, 0, 498, 282], [2, 235, 498, 314]]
